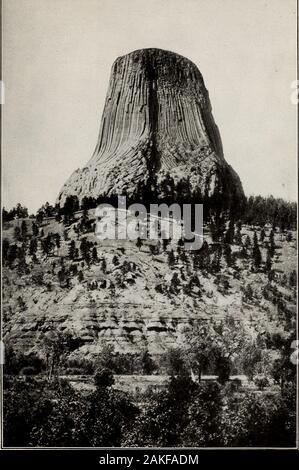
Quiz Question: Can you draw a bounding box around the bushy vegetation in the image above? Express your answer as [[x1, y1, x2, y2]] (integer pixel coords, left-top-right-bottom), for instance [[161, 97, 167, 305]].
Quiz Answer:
[[3, 374, 137, 447], [241, 195, 296, 230], [3, 366, 295, 447]]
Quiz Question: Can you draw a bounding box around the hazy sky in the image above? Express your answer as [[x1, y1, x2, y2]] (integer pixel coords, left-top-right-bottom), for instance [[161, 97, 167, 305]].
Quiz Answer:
[[2, 0, 297, 213]]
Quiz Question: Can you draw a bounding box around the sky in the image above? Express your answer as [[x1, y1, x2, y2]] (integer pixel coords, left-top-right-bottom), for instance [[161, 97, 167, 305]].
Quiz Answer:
[[2, 0, 297, 213]]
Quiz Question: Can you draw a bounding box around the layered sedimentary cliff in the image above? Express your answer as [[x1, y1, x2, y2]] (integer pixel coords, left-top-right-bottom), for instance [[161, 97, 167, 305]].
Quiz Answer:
[[3, 230, 245, 356], [58, 48, 243, 204]]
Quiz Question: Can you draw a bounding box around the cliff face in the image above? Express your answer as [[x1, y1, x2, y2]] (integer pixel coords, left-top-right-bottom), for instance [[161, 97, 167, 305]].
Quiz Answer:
[[58, 48, 243, 204]]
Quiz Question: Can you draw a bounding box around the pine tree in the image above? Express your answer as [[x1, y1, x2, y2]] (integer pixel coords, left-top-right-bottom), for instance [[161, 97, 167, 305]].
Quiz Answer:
[[36, 211, 44, 225], [236, 220, 242, 231], [269, 230, 275, 257], [234, 228, 242, 245], [2, 208, 10, 222], [80, 238, 91, 264], [63, 195, 79, 225], [168, 249, 175, 266], [17, 244, 26, 263], [14, 203, 28, 218], [252, 231, 262, 269], [51, 262, 56, 274], [162, 238, 170, 251], [224, 244, 233, 266], [240, 243, 247, 258], [193, 240, 210, 270], [7, 244, 18, 266], [141, 350, 156, 374], [55, 233, 61, 249], [211, 251, 221, 273], [101, 258, 107, 274], [224, 220, 235, 244], [68, 240, 76, 260], [170, 272, 180, 293], [32, 222, 39, 237], [71, 264, 78, 276], [14, 226, 21, 241], [2, 239, 10, 263], [149, 244, 156, 255], [178, 238, 184, 247], [260, 228, 266, 242], [136, 237, 142, 250], [268, 270, 275, 282], [179, 250, 188, 264], [265, 249, 272, 272], [84, 250, 91, 266], [112, 255, 119, 266], [289, 270, 297, 288], [41, 235, 54, 257], [21, 220, 27, 238], [58, 269, 65, 287], [29, 238, 38, 256], [245, 235, 251, 249], [210, 216, 226, 242], [80, 208, 89, 232], [243, 284, 253, 302], [92, 246, 98, 263]]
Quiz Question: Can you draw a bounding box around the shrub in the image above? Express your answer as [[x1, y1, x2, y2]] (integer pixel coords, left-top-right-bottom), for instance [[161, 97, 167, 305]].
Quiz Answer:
[[94, 368, 115, 388], [65, 358, 94, 375], [20, 366, 37, 376], [222, 379, 242, 395], [254, 375, 270, 390], [64, 368, 85, 376], [4, 347, 45, 376]]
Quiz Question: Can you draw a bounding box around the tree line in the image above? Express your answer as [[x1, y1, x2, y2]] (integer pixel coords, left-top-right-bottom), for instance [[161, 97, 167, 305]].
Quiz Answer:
[[3, 190, 296, 232]]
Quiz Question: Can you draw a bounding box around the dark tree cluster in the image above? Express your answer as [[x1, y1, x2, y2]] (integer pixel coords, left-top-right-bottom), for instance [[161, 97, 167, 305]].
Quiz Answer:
[[3, 374, 137, 447], [4, 369, 295, 448], [60, 196, 80, 225], [93, 344, 157, 376], [36, 202, 57, 219], [242, 195, 296, 230], [57, 169, 245, 222], [2, 204, 29, 222]]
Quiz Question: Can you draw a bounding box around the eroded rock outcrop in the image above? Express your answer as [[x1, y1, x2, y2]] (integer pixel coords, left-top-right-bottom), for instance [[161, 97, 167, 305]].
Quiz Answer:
[[58, 48, 243, 205], [3, 236, 243, 356]]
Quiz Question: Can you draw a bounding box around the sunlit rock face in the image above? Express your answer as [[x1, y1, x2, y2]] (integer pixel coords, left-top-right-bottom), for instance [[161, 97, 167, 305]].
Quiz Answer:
[[58, 48, 243, 205]]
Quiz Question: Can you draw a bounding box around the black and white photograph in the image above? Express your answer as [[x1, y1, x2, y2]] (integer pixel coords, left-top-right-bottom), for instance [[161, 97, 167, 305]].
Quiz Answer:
[[1, 0, 298, 462]]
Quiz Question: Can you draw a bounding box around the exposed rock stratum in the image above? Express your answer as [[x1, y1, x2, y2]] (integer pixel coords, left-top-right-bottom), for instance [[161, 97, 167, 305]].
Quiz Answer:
[[58, 48, 243, 205]]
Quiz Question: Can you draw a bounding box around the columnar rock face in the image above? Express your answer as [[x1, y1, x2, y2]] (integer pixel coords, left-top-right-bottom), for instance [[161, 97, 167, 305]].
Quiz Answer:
[[58, 48, 243, 204]]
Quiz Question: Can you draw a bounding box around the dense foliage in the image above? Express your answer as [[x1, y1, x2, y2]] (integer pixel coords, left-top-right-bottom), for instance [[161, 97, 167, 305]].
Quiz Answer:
[[3, 369, 296, 447]]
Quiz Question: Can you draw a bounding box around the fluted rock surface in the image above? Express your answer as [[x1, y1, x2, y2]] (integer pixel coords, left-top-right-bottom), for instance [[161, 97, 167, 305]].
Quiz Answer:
[[58, 48, 243, 204]]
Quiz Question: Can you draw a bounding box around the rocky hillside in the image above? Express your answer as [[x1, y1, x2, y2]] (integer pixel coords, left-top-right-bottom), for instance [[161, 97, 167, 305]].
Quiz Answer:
[[57, 48, 243, 207], [2, 211, 296, 358]]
